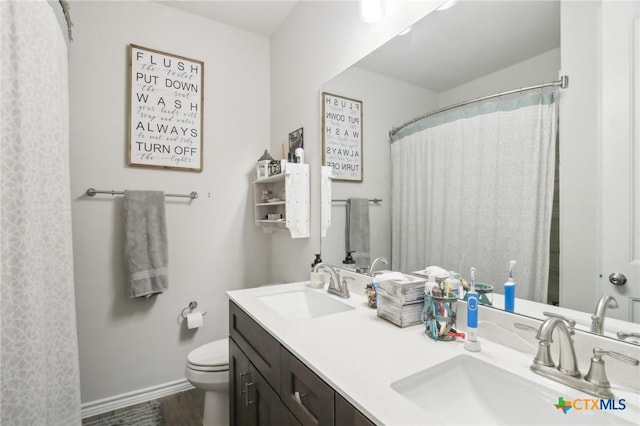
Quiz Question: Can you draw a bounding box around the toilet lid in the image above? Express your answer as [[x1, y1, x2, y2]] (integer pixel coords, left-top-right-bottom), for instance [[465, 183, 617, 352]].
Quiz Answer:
[[187, 338, 229, 368]]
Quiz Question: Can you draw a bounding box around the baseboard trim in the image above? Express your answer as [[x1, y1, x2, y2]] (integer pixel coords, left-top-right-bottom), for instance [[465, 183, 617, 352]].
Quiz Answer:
[[81, 379, 195, 419]]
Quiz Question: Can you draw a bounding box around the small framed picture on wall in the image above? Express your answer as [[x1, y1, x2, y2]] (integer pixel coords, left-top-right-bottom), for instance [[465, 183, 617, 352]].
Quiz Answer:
[[289, 127, 304, 154], [321, 92, 363, 182]]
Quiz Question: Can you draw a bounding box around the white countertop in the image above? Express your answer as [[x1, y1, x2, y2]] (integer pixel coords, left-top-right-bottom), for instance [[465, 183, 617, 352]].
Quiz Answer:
[[227, 282, 640, 426]]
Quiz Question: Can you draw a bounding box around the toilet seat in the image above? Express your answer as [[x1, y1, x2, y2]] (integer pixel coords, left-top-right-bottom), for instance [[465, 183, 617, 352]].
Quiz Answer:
[[187, 338, 229, 372]]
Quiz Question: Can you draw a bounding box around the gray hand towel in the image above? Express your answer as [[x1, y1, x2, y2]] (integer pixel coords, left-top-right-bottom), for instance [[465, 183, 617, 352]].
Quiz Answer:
[[124, 191, 168, 298], [346, 198, 370, 268]]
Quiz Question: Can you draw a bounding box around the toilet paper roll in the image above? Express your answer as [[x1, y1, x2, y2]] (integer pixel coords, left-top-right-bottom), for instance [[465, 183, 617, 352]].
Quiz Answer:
[[186, 312, 203, 329]]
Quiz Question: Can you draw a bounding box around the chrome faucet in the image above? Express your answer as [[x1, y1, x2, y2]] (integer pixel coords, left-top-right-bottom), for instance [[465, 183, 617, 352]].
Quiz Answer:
[[368, 256, 389, 276], [542, 311, 576, 328], [591, 295, 618, 334], [531, 317, 639, 398], [533, 318, 579, 376], [312, 263, 349, 298]]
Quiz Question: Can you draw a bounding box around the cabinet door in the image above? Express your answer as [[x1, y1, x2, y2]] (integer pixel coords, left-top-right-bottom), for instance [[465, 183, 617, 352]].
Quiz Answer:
[[231, 338, 287, 426], [280, 348, 334, 426], [230, 339, 251, 426], [229, 301, 281, 391], [249, 362, 286, 426], [335, 393, 375, 426]]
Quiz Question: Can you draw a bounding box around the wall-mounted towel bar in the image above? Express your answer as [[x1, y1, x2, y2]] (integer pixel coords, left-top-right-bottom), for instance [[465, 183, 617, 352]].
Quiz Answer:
[[86, 188, 198, 199], [332, 198, 382, 204]]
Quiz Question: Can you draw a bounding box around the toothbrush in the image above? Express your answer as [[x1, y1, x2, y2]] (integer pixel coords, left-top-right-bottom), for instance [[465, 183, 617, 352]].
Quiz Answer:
[[464, 267, 481, 351], [504, 260, 517, 312], [470, 267, 476, 292]]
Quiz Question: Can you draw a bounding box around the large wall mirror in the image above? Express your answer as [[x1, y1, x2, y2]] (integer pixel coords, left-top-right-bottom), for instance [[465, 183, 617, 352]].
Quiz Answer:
[[320, 0, 640, 345]]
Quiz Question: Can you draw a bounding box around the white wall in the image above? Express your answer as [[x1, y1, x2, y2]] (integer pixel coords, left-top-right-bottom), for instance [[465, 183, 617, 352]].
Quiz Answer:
[[321, 67, 438, 267], [437, 48, 560, 107], [269, 0, 442, 282], [69, 1, 270, 403]]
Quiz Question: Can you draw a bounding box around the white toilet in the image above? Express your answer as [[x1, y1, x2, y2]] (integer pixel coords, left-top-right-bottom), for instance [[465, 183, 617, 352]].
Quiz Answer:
[[185, 338, 229, 426]]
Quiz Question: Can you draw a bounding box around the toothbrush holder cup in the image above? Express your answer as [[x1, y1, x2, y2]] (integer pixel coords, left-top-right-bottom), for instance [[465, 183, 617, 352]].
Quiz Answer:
[[463, 282, 493, 306], [423, 288, 459, 341]]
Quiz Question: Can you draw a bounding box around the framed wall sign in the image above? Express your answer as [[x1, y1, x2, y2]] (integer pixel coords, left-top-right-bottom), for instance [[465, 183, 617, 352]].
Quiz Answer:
[[322, 92, 363, 182], [127, 44, 204, 172]]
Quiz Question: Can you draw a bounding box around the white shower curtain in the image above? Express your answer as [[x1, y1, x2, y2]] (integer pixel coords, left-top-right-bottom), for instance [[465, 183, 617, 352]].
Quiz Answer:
[[1, 1, 81, 424], [391, 91, 557, 303]]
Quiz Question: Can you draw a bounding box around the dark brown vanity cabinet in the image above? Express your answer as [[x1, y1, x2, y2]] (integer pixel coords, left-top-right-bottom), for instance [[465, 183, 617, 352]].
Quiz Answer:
[[229, 301, 374, 426], [229, 339, 287, 425], [335, 394, 375, 426], [280, 347, 334, 425]]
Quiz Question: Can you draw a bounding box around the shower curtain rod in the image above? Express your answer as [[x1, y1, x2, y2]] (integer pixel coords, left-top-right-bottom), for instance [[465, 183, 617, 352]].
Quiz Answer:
[[389, 75, 569, 137], [86, 188, 198, 199]]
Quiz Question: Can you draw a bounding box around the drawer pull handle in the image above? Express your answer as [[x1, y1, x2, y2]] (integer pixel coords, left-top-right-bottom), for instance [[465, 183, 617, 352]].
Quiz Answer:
[[240, 372, 249, 391], [244, 381, 255, 407], [293, 391, 308, 405]]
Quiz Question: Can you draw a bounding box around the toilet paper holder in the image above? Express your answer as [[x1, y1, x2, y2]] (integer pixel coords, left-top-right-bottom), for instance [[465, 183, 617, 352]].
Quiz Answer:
[[181, 301, 208, 319]]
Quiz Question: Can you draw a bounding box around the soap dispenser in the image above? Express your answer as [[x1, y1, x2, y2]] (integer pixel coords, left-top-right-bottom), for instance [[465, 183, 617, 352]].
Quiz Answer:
[[311, 254, 323, 269], [342, 251, 356, 265], [504, 260, 517, 313], [464, 267, 481, 352]]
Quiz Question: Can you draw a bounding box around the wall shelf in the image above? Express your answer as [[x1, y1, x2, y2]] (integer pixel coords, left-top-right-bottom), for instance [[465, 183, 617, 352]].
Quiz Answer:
[[253, 163, 309, 238]]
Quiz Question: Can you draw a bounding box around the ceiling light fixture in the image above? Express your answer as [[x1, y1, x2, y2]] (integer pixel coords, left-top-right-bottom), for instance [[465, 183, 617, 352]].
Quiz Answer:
[[360, 0, 385, 24], [437, 0, 458, 11]]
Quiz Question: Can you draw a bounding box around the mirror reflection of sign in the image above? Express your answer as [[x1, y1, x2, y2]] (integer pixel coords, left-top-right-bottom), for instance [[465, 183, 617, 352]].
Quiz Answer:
[[129, 45, 204, 171], [322, 93, 363, 182]]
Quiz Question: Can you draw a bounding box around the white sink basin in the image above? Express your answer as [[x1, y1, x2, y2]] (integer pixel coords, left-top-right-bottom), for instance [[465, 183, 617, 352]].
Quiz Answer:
[[257, 289, 354, 320], [391, 355, 635, 425]]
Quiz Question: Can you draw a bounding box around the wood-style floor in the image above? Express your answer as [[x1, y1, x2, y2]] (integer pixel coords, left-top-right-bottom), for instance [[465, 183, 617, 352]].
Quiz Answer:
[[82, 389, 205, 426]]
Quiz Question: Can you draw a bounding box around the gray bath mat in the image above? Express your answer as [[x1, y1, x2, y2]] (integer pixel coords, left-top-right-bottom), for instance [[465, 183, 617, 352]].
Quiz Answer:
[[83, 401, 163, 426]]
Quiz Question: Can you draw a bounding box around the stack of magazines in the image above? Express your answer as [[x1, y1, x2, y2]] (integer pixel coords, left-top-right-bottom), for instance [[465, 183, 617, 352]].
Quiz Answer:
[[375, 273, 427, 327]]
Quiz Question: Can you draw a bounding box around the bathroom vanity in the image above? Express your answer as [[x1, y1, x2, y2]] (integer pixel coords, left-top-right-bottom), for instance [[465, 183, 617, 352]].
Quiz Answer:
[[229, 300, 373, 425], [228, 282, 640, 425]]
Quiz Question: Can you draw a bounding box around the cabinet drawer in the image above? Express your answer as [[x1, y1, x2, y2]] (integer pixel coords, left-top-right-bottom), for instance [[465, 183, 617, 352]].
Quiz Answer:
[[229, 301, 281, 392], [281, 347, 334, 426], [335, 393, 375, 426]]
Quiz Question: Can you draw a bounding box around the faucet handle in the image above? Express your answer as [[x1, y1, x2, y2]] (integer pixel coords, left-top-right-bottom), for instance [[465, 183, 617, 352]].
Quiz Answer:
[[592, 347, 639, 366], [585, 347, 639, 389], [543, 311, 576, 328], [617, 331, 640, 341], [514, 322, 538, 333]]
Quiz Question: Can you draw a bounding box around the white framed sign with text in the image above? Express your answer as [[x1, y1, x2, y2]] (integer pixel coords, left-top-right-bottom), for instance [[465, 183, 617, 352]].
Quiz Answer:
[[128, 44, 204, 172], [322, 92, 363, 182]]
